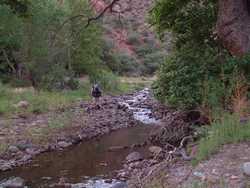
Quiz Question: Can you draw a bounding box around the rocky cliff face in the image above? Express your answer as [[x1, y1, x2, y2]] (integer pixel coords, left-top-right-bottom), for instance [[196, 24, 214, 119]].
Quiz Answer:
[[216, 0, 250, 56]]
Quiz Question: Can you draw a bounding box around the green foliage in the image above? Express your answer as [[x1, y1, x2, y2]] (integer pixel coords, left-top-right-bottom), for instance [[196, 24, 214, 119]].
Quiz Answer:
[[126, 32, 141, 45], [151, 0, 250, 109], [143, 51, 165, 75], [0, 5, 23, 48], [104, 51, 140, 76], [89, 70, 120, 92], [150, 0, 217, 46], [195, 115, 250, 163], [0, 0, 104, 90], [134, 43, 158, 58], [0, 81, 91, 116]]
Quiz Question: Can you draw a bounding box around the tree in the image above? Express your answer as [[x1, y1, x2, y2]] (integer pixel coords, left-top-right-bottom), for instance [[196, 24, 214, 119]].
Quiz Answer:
[[150, 0, 250, 109]]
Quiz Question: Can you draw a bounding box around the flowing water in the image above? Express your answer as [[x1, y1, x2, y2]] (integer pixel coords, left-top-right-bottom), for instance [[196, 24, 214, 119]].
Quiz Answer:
[[0, 89, 159, 188]]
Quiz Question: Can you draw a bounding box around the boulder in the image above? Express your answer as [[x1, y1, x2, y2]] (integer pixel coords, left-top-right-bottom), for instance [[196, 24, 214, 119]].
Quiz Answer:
[[126, 152, 143, 163]]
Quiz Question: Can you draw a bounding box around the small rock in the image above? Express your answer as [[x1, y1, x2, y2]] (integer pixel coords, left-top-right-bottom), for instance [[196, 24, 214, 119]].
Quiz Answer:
[[126, 152, 143, 163], [0, 163, 12, 171], [58, 141, 72, 148], [41, 177, 52, 181], [0, 177, 25, 187], [8, 146, 19, 153], [108, 146, 128, 152], [19, 154, 32, 163], [16, 143, 33, 151], [206, 175, 219, 184], [104, 179, 113, 183], [14, 101, 29, 109], [128, 161, 142, 169], [71, 136, 82, 145], [240, 118, 249, 124], [230, 175, 239, 180], [25, 148, 40, 155], [193, 171, 206, 181], [243, 162, 250, 176], [148, 146, 162, 155], [211, 169, 219, 175], [111, 182, 128, 188]]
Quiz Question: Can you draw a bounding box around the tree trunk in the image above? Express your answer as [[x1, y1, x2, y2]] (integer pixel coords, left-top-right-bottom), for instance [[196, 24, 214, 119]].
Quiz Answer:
[[216, 0, 250, 56]]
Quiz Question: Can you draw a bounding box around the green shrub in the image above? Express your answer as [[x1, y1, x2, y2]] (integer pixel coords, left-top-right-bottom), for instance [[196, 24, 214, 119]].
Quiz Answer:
[[126, 32, 141, 45], [109, 52, 140, 76], [142, 51, 165, 75], [134, 44, 158, 58], [89, 70, 120, 92], [154, 49, 250, 109], [195, 115, 250, 163]]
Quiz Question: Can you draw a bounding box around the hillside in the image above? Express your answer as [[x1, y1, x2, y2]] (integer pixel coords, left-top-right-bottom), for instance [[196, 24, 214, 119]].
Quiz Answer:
[[91, 0, 167, 76]]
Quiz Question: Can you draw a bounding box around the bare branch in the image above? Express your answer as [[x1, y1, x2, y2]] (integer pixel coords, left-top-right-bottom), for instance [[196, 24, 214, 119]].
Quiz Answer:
[[52, 0, 122, 46], [84, 0, 121, 27]]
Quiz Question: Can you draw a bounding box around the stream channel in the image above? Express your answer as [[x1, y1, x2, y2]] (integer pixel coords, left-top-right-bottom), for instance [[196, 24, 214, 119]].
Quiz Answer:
[[0, 89, 160, 188]]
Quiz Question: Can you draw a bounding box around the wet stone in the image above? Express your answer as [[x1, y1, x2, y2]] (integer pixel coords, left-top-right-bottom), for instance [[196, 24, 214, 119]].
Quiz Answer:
[[0, 177, 25, 188], [126, 152, 143, 163], [8, 146, 20, 153], [58, 141, 72, 148], [111, 182, 128, 188]]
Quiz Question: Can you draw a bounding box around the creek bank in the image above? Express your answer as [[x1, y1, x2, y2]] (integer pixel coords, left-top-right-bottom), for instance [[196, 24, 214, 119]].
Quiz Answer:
[[0, 88, 168, 187], [0, 88, 198, 187], [0, 93, 142, 172]]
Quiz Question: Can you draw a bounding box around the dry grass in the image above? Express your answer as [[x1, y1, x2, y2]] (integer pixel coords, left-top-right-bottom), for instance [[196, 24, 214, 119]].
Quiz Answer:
[[231, 74, 249, 117]]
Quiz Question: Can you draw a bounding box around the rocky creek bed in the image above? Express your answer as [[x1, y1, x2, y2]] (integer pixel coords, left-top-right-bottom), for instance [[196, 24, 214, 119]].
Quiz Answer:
[[0, 89, 174, 187]]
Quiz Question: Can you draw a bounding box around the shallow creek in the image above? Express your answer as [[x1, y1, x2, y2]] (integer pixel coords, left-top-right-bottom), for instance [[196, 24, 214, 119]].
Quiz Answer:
[[0, 89, 159, 187]]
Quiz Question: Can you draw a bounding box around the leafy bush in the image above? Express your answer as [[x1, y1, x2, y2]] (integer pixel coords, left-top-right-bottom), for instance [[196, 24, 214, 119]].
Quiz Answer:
[[126, 32, 141, 45], [0, 0, 104, 91], [0, 4, 23, 48], [134, 44, 158, 58], [107, 52, 140, 76], [89, 70, 120, 92], [151, 0, 250, 109], [142, 51, 165, 75], [38, 66, 79, 91]]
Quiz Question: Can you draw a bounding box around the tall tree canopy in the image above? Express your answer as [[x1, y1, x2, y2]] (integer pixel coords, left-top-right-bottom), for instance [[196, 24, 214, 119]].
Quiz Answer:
[[151, 0, 250, 110]]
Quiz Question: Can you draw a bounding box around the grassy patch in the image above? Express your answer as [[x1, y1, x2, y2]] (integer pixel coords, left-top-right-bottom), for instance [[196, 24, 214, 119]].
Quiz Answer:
[[0, 81, 91, 116], [0, 77, 152, 116], [23, 111, 76, 145], [195, 115, 250, 163]]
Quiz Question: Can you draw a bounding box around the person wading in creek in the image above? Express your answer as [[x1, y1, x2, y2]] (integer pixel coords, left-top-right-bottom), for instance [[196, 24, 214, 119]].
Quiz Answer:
[[91, 83, 102, 103]]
